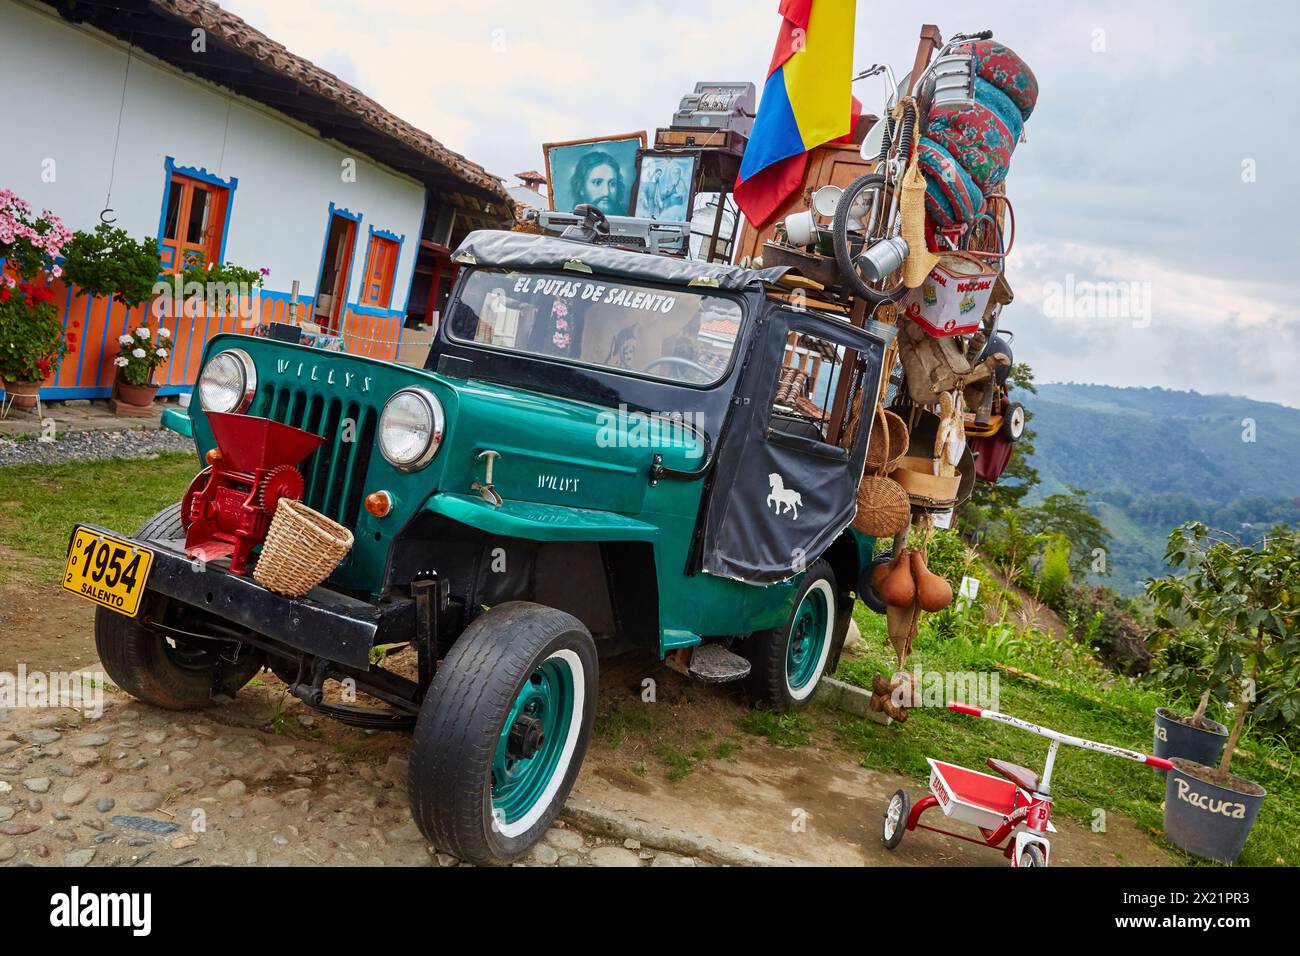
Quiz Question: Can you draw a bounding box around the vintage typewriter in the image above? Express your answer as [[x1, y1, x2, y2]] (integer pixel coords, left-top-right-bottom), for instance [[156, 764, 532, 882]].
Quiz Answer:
[[532, 209, 690, 256]]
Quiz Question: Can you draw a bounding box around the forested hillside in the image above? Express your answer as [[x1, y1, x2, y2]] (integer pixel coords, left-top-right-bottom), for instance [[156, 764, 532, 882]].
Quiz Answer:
[[1024, 384, 1299, 592]]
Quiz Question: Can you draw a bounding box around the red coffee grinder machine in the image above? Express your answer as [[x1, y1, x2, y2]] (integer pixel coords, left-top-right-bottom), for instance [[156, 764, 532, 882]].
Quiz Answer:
[[181, 411, 326, 575]]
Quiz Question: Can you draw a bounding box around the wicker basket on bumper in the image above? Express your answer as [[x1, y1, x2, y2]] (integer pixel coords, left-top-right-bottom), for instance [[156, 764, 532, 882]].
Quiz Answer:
[[253, 498, 354, 597]]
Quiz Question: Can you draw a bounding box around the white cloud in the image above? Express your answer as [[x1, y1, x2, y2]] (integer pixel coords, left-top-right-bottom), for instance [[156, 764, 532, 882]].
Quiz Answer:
[[219, 0, 1299, 406]]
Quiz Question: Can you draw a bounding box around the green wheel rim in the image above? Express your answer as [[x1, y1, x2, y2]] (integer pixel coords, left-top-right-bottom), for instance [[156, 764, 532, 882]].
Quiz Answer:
[[492, 655, 577, 828], [786, 584, 829, 691]]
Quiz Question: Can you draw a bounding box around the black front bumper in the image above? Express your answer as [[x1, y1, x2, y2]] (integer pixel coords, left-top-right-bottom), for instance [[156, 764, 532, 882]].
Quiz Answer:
[[80, 525, 414, 669]]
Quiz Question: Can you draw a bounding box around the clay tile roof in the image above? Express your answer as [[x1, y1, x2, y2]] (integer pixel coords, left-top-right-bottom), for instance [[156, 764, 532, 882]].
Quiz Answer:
[[515, 170, 548, 185], [141, 0, 511, 207]]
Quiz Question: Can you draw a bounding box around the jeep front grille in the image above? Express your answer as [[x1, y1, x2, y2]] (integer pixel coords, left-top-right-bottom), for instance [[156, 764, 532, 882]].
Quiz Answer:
[[252, 384, 378, 529]]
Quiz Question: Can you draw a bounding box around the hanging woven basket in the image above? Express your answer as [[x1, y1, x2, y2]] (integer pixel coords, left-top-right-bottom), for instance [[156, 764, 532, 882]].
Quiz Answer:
[[865, 405, 909, 475], [853, 475, 912, 537], [253, 498, 354, 598]]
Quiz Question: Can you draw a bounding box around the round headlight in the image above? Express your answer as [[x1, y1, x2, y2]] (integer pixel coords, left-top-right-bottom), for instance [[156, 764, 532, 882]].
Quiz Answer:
[[198, 349, 256, 413], [379, 387, 444, 471]]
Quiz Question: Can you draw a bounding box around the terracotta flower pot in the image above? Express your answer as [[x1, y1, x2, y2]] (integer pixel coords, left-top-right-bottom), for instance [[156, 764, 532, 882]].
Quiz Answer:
[[117, 379, 159, 408], [0, 377, 43, 411]]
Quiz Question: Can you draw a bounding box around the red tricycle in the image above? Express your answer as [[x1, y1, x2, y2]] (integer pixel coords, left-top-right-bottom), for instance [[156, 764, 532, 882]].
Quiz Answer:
[[881, 702, 1173, 866]]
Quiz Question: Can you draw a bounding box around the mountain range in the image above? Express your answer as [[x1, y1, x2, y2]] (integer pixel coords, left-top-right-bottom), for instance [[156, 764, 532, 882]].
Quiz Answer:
[[1021, 384, 1300, 594]]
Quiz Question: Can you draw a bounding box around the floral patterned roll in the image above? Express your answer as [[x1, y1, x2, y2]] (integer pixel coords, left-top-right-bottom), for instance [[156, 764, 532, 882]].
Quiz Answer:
[[925, 99, 1016, 192], [950, 40, 1039, 121], [974, 77, 1023, 144], [918, 137, 985, 225]]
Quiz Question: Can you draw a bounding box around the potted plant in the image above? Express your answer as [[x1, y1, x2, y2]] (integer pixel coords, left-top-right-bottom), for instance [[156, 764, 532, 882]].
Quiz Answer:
[[1147, 627, 1227, 775], [0, 189, 74, 408], [1147, 522, 1299, 863], [177, 252, 266, 322], [60, 222, 160, 308], [113, 324, 171, 407]]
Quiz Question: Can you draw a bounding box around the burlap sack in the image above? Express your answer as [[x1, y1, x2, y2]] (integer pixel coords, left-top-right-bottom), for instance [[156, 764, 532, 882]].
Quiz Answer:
[[901, 161, 940, 287], [899, 318, 1011, 405]]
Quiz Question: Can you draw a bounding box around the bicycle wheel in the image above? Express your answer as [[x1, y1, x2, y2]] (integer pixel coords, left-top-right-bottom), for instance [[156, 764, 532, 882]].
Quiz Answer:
[[832, 173, 906, 303]]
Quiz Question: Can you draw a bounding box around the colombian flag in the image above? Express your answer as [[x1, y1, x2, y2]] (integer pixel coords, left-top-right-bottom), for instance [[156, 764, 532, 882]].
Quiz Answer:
[[735, 0, 857, 229]]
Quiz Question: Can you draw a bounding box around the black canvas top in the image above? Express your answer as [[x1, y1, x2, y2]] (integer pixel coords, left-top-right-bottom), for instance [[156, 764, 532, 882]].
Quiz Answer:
[[452, 230, 791, 292]]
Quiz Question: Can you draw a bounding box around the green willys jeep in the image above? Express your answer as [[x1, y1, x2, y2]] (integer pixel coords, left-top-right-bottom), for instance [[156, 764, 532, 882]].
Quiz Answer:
[[70, 228, 886, 865]]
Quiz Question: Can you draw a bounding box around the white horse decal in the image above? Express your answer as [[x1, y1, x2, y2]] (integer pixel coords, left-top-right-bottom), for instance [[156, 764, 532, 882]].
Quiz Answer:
[[767, 472, 802, 520]]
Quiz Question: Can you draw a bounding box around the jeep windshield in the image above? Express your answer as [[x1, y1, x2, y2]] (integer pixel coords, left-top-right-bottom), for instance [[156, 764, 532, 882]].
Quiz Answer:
[[445, 268, 743, 387]]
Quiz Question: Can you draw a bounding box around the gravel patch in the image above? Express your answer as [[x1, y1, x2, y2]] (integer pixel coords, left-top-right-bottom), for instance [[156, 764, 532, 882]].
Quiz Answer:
[[0, 428, 192, 467]]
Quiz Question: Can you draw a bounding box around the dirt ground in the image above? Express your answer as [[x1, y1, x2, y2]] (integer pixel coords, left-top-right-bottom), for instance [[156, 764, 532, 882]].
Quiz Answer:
[[579, 657, 1173, 867], [0, 582, 1175, 867]]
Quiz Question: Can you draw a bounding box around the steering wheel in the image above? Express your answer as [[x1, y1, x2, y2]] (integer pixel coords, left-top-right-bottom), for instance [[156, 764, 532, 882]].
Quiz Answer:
[[643, 355, 713, 384]]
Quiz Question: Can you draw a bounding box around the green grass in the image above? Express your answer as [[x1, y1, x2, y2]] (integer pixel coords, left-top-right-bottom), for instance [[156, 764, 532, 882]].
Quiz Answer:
[[593, 697, 658, 748], [653, 742, 711, 782], [0, 452, 196, 585], [835, 600, 1299, 867], [595, 695, 744, 783], [738, 709, 812, 748]]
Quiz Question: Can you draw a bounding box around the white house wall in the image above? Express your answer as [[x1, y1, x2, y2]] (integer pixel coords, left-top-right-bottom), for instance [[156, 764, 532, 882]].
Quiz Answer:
[[0, 0, 426, 313]]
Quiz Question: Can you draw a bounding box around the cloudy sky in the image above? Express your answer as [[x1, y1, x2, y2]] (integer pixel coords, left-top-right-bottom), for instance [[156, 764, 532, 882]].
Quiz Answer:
[[225, 0, 1299, 407]]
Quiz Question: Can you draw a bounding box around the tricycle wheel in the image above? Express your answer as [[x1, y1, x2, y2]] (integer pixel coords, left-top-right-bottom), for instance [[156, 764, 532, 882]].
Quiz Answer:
[[1018, 843, 1045, 867], [882, 788, 909, 849], [407, 602, 598, 866], [742, 559, 838, 713], [94, 503, 263, 710]]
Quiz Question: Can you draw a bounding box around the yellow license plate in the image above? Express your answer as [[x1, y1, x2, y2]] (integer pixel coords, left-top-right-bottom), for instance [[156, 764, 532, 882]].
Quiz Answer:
[[63, 528, 154, 617]]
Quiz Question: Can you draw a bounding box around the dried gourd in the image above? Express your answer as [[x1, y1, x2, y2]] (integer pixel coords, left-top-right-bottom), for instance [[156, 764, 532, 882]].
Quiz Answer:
[[911, 550, 954, 612]]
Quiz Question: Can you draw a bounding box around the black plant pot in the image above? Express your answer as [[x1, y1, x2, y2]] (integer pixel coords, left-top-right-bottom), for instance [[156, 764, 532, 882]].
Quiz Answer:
[[1153, 707, 1227, 778], [1163, 758, 1265, 864]]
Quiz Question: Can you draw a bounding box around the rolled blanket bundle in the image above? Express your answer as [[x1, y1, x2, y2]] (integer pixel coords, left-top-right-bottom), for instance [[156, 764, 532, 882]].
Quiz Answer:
[[950, 39, 1039, 120], [920, 40, 1036, 229], [918, 137, 985, 226], [926, 97, 1017, 192]]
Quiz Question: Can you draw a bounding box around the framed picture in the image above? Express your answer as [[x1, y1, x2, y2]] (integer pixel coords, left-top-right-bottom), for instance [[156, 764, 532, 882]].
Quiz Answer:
[[544, 132, 647, 216], [630, 149, 698, 222]]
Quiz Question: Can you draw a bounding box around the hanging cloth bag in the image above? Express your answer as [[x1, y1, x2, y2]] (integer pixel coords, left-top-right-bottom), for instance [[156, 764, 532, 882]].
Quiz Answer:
[[893, 97, 940, 289]]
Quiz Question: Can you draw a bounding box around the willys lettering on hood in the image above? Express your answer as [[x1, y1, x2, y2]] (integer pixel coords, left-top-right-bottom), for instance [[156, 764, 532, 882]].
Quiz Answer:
[[275, 357, 373, 393]]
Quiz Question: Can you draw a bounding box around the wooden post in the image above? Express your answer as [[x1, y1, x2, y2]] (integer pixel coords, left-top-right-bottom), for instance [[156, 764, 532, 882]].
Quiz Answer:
[[825, 296, 872, 440], [424, 257, 443, 328], [908, 24, 944, 98]]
